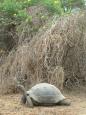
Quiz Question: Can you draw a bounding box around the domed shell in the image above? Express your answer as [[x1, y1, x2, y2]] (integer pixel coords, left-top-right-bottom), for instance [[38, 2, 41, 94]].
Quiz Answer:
[[27, 83, 65, 104]]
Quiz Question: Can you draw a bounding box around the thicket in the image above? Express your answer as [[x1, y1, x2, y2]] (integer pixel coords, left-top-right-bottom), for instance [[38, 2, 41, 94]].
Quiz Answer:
[[0, 0, 86, 94], [0, 11, 86, 94]]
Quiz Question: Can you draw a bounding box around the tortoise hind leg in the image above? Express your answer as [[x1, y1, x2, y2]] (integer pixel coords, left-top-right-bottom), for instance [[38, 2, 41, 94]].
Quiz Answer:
[[57, 99, 71, 106], [26, 95, 34, 108]]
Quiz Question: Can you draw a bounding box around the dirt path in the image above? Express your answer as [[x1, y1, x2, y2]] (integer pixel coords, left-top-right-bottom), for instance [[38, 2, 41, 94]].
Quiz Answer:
[[0, 88, 86, 115]]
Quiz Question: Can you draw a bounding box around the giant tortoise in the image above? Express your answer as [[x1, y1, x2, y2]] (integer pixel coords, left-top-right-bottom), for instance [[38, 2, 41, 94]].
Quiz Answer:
[[17, 83, 71, 108]]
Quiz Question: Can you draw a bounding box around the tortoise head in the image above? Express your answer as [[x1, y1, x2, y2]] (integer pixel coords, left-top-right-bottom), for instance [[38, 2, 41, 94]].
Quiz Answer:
[[17, 84, 26, 94]]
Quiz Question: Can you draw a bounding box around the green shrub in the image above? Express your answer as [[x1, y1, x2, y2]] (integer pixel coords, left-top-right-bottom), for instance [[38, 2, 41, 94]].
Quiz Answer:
[[0, 0, 32, 24], [28, 0, 64, 15], [0, 0, 85, 25], [0, 0, 65, 26], [42, 0, 63, 15]]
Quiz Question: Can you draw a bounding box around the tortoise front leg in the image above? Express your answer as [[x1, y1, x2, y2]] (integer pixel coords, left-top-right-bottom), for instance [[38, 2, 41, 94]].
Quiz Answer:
[[21, 94, 26, 104], [26, 95, 34, 108]]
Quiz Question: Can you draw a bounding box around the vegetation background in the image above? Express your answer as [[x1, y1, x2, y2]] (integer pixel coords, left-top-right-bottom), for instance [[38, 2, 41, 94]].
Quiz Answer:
[[0, 0, 86, 115], [0, 0, 86, 91]]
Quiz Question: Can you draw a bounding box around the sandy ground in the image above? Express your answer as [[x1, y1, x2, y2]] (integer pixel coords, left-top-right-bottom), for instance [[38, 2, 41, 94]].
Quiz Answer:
[[0, 88, 86, 115]]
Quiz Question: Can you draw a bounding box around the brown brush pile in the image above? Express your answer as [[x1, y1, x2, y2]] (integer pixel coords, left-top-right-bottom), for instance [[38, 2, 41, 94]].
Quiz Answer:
[[0, 11, 86, 94]]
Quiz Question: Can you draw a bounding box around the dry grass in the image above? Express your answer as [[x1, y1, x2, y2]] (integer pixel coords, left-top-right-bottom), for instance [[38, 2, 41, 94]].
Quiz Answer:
[[0, 11, 86, 94]]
